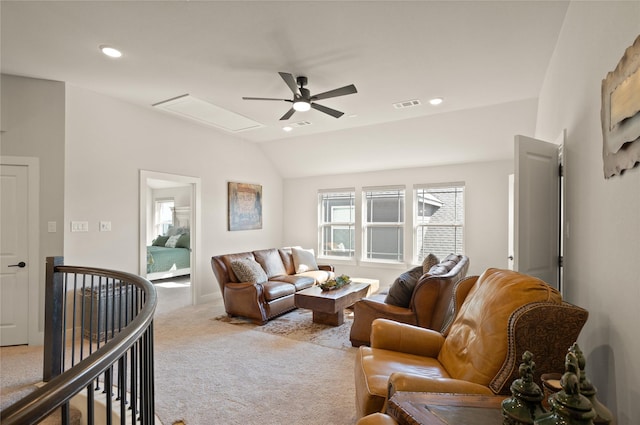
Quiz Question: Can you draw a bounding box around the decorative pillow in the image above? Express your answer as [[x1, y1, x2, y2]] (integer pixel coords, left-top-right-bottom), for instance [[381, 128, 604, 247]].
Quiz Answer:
[[422, 253, 439, 274], [291, 247, 319, 273], [164, 234, 181, 248], [152, 235, 169, 246], [384, 266, 425, 308], [176, 233, 190, 249], [230, 258, 268, 284]]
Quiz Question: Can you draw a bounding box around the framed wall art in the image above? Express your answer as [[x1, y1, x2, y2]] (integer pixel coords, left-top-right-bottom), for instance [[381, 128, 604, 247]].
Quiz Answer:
[[601, 34, 640, 178], [228, 182, 262, 231]]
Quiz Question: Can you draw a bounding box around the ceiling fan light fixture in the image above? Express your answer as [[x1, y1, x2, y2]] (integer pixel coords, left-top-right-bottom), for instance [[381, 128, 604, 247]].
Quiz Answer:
[[293, 100, 311, 112]]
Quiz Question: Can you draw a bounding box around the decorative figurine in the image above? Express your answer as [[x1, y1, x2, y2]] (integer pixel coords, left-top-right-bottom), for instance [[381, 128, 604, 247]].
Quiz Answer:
[[534, 352, 596, 425], [502, 351, 547, 424], [569, 343, 615, 425]]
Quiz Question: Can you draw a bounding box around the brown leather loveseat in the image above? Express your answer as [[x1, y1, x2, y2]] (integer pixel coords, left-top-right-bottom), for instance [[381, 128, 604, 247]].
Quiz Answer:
[[211, 247, 334, 325], [354, 268, 588, 419], [349, 254, 469, 347]]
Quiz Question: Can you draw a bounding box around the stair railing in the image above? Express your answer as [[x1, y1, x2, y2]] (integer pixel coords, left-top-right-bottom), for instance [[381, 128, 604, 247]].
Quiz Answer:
[[0, 256, 157, 425]]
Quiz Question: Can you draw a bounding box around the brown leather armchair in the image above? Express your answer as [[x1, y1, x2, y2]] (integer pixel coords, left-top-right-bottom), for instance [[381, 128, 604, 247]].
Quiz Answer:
[[349, 255, 469, 347], [354, 268, 588, 419]]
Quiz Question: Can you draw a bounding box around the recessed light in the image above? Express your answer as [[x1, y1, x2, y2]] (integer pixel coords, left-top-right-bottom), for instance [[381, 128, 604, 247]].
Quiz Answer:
[[429, 97, 444, 105], [283, 126, 293, 132], [100, 45, 122, 58]]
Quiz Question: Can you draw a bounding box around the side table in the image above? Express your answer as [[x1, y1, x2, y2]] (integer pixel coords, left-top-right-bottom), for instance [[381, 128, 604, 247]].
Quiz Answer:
[[387, 392, 505, 425]]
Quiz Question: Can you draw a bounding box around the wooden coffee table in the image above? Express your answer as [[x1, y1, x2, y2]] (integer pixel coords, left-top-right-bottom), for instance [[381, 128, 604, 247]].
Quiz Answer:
[[294, 281, 370, 326], [387, 392, 505, 425]]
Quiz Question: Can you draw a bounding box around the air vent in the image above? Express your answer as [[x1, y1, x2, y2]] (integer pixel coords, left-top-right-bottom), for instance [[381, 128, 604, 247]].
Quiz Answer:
[[153, 94, 263, 132], [393, 99, 421, 109], [292, 121, 312, 127]]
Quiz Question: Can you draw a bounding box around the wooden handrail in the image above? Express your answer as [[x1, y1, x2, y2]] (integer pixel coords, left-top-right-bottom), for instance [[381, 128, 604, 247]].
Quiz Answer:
[[0, 259, 157, 425]]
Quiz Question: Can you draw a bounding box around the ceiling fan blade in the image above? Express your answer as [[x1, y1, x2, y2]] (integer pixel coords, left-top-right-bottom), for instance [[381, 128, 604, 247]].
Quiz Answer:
[[280, 108, 296, 120], [311, 102, 344, 118], [278, 72, 301, 96], [242, 97, 290, 102], [312, 84, 357, 101]]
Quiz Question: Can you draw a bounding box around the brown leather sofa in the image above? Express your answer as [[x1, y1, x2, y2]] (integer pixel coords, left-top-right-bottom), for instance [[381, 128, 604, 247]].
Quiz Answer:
[[349, 254, 469, 347], [211, 247, 334, 325], [354, 268, 588, 419]]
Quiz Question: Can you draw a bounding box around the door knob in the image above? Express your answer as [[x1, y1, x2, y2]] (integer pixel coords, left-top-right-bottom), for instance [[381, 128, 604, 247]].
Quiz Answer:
[[8, 262, 26, 268], [508, 256, 514, 261]]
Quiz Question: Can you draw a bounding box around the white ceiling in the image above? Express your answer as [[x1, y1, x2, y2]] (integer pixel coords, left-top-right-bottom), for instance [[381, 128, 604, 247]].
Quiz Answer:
[[1, 1, 569, 178]]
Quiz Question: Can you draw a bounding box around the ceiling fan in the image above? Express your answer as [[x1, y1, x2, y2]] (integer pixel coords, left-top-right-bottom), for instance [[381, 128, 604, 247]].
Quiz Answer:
[[243, 72, 357, 120]]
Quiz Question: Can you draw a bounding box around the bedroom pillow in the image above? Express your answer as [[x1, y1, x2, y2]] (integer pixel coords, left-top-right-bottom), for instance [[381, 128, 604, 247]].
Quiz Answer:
[[164, 234, 181, 248], [291, 247, 319, 273], [384, 266, 425, 308], [176, 233, 190, 249], [230, 258, 268, 284], [152, 235, 169, 246]]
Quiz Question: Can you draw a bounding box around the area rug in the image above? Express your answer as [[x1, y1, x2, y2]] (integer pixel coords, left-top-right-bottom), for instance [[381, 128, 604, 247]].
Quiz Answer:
[[214, 308, 356, 351]]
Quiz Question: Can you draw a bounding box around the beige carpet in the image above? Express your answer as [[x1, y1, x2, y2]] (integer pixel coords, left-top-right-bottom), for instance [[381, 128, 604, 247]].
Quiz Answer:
[[153, 304, 358, 425]]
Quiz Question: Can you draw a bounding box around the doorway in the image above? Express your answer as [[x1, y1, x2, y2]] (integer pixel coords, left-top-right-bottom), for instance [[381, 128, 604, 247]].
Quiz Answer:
[[139, 170, 201, 309]]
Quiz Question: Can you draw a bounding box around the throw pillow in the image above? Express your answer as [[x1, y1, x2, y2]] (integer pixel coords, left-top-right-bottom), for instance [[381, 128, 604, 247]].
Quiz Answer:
[[152, 235, 169, 246], [230, 258, 268, 284], [384, 266, 425, 308], [422, 253, 439, 274], [164, 235, 181, 248], [291, 247, 319, 273], [176, 233, 190, 249]]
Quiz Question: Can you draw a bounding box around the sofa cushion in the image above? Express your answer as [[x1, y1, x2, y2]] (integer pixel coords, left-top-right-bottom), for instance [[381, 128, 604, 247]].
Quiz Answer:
[[384, 266, 424, 308], [270, 274, 316, 291], [230, 258, 268, 284], [262, 281, 296, 301], [152, 235, 169, 246], [291, 247, 319, 273], [296, 269, 334, 285], [422, 253, 439, 274], [253, 248, 287, 278]]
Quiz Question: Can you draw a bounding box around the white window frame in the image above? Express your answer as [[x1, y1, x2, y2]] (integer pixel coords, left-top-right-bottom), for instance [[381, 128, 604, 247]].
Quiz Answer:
[[154, 198, 175, 237], [362, 186, 405, 264], [413, 183, 465, 263], [317, 189, 356, 260]]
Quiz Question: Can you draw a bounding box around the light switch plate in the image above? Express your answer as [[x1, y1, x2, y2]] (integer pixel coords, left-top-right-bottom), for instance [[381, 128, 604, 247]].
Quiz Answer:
[[71, 221, 89, 232]]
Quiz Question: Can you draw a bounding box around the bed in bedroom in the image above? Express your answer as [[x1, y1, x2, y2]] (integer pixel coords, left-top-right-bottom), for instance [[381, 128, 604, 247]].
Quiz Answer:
[[147, 231, 191, 281]]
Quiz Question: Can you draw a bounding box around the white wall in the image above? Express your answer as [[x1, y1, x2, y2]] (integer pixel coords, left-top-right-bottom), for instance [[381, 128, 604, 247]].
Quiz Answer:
[[1, 74, 65, 333], [283, 159, 512, 288], [535, 2, 640, 423], [65, 85, 284, 303]]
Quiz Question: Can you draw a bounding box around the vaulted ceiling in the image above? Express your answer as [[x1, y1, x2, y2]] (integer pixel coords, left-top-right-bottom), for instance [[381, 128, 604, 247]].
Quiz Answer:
[[1, 1, 569, 178]]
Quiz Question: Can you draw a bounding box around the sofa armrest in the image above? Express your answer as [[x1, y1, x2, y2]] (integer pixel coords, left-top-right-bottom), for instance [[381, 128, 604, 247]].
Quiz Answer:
[[388, 372, 494, 397], [370, 319, 445, 358], [223, 282, 268, 324], [350, 298, 417, 347], [318, 264, 334, 272]]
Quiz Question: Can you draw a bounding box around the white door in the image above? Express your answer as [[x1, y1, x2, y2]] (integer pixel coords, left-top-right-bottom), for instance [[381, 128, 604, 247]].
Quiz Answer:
[[514, 135, 560, 289], [0, 164, 30, 345]]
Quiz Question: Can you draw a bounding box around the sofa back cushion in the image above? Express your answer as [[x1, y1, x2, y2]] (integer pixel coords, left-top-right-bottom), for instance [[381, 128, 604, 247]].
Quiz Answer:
[[438, 268, 562, 386], [253, 248, 287, 278]]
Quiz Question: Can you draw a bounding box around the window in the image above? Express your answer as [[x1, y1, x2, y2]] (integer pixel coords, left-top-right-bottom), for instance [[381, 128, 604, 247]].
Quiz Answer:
[[363, 187, 405, 262], [415, 185, 464, 261], [154, 199, 174, 236], [318, 190, 355, 258]]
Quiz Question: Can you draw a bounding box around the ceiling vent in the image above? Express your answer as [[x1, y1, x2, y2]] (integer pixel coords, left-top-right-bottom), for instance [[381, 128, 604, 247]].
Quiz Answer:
[[291, 121, 312, 128], [153, 94, 263, 132], [392, 99, 421, 109]]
